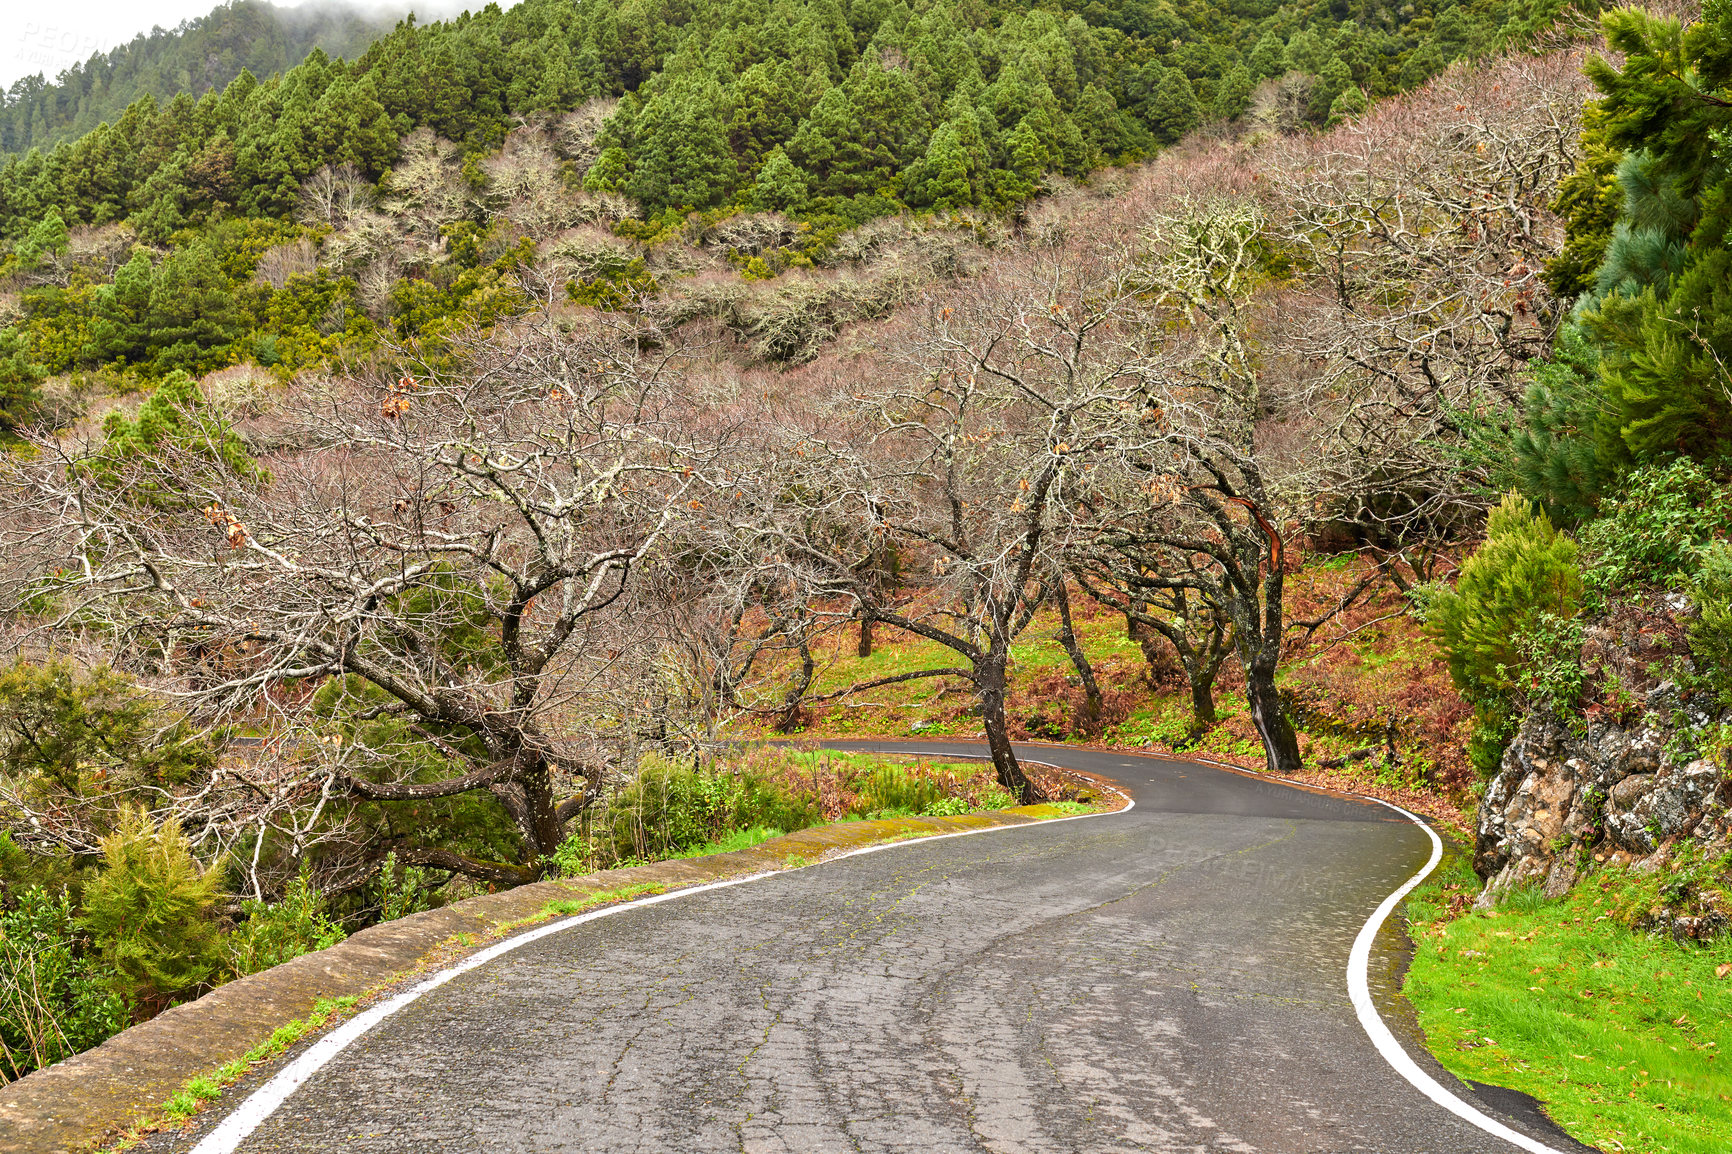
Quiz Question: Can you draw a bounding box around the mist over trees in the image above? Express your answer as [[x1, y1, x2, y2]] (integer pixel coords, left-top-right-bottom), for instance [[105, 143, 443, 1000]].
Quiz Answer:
[[1, 0, 422, 156]]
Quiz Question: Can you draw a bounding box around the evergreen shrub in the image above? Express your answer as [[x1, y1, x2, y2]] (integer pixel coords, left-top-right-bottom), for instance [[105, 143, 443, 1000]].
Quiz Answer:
[[1424, 492, 1583, 776], [77, 808, 222, 1017], [1425, 492, 1583, 706]]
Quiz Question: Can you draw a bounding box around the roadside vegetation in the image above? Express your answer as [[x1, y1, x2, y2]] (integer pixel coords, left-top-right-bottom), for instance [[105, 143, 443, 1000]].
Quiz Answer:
[[1405, 853, 1732, 1154], [548, 746, 1053, 874]]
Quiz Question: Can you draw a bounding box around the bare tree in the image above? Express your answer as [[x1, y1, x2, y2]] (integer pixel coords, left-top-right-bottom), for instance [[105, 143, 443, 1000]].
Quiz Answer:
[[482, 127, 615, 239], [1, 311, 706, 887], [1264, 49, 1592, 559], [729, 246, 1177, 801], [296, 162, 377, 232], [1049, 578, 1105, 736], [1074, 197, 1308, 774], [1073, 570, 1233, 729]]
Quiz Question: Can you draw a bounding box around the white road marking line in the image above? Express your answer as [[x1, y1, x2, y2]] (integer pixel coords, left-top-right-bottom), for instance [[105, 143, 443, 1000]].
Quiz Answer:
[[187, 781, 1132, 1154], [1351, 795, 1571, 1154], [971, 745, 1574, 1153]]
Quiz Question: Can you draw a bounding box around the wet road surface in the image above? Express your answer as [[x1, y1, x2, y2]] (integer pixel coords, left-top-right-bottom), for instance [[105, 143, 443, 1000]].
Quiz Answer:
[[173, 742, 1594, 1153]]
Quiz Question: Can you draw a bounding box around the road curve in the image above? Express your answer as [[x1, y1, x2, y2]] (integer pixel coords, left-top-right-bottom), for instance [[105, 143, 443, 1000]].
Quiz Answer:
[[167, 742, 1595, 1154]]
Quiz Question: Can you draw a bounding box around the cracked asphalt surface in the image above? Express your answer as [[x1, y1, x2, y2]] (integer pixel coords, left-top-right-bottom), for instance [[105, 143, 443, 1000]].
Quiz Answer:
[[174, 742, 1595, 1153]]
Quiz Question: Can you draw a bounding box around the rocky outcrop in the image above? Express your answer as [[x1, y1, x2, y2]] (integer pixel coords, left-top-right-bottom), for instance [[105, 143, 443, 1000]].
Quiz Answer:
[[1474, 680, 1731, 904]]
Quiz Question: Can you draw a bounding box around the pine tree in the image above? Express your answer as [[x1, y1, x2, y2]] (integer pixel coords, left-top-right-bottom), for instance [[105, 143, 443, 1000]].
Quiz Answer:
[[1283, 29, 1331, 76], [14, 209, 68, 270], [146, 242, 245, 373], [750, 145, 809, 211], [728, 61, 813, 176], [1400, 42, 1446, 89], [1543, 107, 1624, 299], [1326, 83, 1368, 127], [87, 370, 264, 498], [902, 121, 974, 209], [1512, 324, 1620, 526], [1144, 68, 1201, 145], [1213, 65, 1254, 121], [0, 327, 44, 431], [87, 248, 154, 367], [1246, 31, 1284, 80], [821, 57, 925, 197], [1310, 56, 1354, 123], [785, 84, 850, 191], [625, 78, 737, 211], [1077, 83, 1128, 159], [583, 145, 630, 195], [1572, 3, 1732, 465], [1588, 152, 1694, 301]]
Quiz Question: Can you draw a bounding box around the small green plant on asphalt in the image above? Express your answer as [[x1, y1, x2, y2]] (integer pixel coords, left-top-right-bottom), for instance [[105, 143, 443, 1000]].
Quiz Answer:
[[153, 994, 358, 1127], [540, 883, 670, 921]]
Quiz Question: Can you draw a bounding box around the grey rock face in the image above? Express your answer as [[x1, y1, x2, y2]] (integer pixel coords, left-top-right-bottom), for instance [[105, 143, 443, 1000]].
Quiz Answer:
[[1474, 710, 1728, 898]]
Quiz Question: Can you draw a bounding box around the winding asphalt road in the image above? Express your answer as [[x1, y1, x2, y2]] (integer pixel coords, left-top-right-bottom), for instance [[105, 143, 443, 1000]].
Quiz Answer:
[[168, 742, 1596, 1154]]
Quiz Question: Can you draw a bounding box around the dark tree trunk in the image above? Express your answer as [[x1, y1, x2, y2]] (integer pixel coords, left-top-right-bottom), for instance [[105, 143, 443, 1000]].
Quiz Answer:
[[776, 639, 817, 733], [1134, 627, 1167, 682], [1220, 505, 1303, 777], [976, 657, 1041, 804], [1190, 679, 1217, 726], [1053, 582, 1103, 736], [857, 611, 873, 658], [1123, 604, 1229, 732], [502, 749, 565, 873], [1243, 656, 1301, 776]]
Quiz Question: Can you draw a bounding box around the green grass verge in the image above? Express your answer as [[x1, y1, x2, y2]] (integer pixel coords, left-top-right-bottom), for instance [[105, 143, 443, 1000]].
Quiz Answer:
[[1404, 856, 1732, 1154]]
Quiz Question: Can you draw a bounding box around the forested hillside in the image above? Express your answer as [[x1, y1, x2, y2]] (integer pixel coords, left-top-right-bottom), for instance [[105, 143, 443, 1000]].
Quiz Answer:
[[0, 0, 1581, 436], [0, 0, 1577, 236], [1, 1, 419, 157]]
